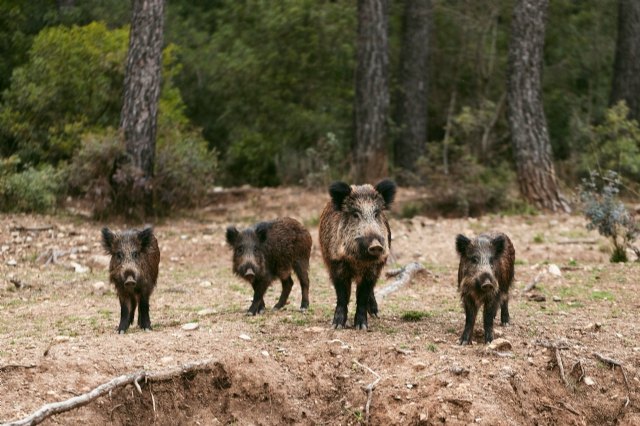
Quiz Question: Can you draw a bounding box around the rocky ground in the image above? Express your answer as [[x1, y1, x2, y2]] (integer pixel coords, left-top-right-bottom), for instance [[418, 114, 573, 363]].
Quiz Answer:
[[1, 186, 639, 425]]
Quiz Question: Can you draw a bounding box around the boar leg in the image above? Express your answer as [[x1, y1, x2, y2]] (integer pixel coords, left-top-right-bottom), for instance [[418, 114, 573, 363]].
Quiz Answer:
[[459, 297, 478, 345], [138, 293, 152, 331], [482, 300, 499, 343], [273, 275, 294, 310], [330, 261, 351, 329], [128, 296, 137, 326], [117, 295, 133, 334], [368, 290, 378, 317], [500, 297, 510, 326], [354, 276, 376, 330], [293, 259, 310, 311], [248, 280, 268, 315]]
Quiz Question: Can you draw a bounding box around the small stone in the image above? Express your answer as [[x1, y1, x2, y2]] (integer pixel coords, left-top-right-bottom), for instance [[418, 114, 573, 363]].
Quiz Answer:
[[419, 413, 428, 422], [92, 281, 107, 291], [197, 308, 216, 316], [548, 264, 562, 277], [413, 362, 427, 371], [481, 359, 490, 365], [393, 395, 402, 401], [488, 338, 512, 351], [160, 356, 174, 365], [54, 335, 70, 342], [239, 334, 251, 341], [69, 262, 89, 273], [406, 383, 414, 389], [199, 280, 212, 288], [584, 376, 596, 386], [181, 322, 199, 331], [307, 326, 324, 333], [6, 259, 17, 266], [552, 296, 561, 302], [261, 350, 269, 357]]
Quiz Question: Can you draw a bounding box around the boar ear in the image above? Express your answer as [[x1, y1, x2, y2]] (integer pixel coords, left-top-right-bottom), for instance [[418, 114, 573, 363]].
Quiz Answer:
[[226, 226, 239, 246], [138, 227, 154, 251], [375, 179, 396, 208], [455, 234, 471, 256], [329, 181, 351, 210], [492, 234, 505, 257], [101, 227, 116, 254], [255, 222, 270, 243]]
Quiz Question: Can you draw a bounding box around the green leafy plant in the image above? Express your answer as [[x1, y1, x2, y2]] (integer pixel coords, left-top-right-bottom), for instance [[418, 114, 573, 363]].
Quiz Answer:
[[0, 156, 66, 213], [579, 170, 638, 262]]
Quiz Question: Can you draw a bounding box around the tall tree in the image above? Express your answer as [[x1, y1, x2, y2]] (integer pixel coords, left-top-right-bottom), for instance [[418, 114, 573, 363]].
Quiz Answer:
[[507, 0, 569, 212], [610, 0, 640, 122], [120, 0, 164, 213], [394, 0, 431, 183], [352, 0, 390, 183]]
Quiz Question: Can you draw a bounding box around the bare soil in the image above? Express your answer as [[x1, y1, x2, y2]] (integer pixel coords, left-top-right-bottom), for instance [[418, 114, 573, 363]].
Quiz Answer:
[[1, 186, 639, 425]]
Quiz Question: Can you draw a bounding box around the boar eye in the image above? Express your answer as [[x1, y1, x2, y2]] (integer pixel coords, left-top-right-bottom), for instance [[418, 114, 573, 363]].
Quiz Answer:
[[374, 209, 381, 218], [351, 211, 360, 219], [132, 251, 139, 260], [470, 255, 479, 264], [116, 252, 124, 261], [236, 247, 244, 255]]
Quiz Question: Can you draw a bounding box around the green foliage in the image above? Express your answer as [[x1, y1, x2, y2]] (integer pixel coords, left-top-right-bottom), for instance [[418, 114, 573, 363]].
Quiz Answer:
[[171, 0, 356, 185], [581, 102, 640, 181], [0, 156, 65, 212], [401, 311, 432, 322], [579, 170, 638, 262]]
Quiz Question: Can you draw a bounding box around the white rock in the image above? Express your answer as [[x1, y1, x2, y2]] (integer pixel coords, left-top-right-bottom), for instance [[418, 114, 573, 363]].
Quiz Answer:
[[584, 376, 596, 386], [181, 322, 199, 331], [239, 334, 251, 341], [548, 264, 562, 277], [69, 262, 89, 273], [199, 280, 212, 288], [6, 259, 17, 266], [197, 308, 216, 316], [261, 350, 269, 357], [552, 296, 561, 302], [488, 338, 512, 351], [54, 335, 70, 342], [92, 281, 107, 293], [160, 356, 174, 365]]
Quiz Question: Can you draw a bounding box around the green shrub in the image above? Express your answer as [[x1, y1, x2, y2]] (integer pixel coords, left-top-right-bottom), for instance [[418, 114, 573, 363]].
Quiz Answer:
[[0, 156, 65, 212]]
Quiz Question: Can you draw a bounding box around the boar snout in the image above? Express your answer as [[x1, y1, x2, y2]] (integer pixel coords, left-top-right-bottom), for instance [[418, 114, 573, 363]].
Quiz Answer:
[[238, 263, 257, 281], [123, 269, 137, 287], [476, 272, 497, 291], [368, 239, 383, 256], [356, 235, 385, 258]]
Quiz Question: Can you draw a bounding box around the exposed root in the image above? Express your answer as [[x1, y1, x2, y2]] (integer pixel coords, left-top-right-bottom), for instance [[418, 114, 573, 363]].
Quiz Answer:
[[377, 262, 426, 299], [0, 364, 37, 372], [555, 347, 569, 388], [594, 353, 630, 407], [352, 359, 382, 425]]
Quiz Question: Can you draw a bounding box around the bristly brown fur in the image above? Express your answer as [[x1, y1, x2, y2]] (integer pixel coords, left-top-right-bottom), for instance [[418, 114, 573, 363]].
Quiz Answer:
[[455, 232, 515, 345], [319, 179, 396, 330], [101, 226, 160, 334], [226, 217, 312, 315]]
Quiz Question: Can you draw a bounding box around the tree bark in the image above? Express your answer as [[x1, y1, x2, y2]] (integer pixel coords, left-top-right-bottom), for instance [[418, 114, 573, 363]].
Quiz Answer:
[[120, 0, 164, 213], [507, 0, 569, 213], [352, 0, 390, 184], [610, 0, 640, 122], [394, 0, 431, 182]]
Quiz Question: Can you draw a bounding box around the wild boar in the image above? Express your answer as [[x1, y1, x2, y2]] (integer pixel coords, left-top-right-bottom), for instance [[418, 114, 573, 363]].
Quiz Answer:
[[102, 226, 160, 334], [455, 232, 515, 344], [226, 217, 312, 315], [319, 179, 396, 330]]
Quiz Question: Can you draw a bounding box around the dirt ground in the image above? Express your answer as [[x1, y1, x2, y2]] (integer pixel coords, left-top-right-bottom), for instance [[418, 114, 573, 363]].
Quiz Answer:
[[1, 186, 639, 425]]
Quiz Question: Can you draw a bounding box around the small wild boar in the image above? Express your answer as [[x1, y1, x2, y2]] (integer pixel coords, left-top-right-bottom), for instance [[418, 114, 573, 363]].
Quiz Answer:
[[319, 179, 396, 330], [455, 232, 515, 345], [102, 227, 160, 334], [226, 217, 312, 315]]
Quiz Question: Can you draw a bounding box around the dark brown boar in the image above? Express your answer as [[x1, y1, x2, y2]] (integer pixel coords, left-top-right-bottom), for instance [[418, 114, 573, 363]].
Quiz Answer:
[[101, 227, 160, 334], [226, 217, 312, 315], [319, 179, 396, 330], [455, 232, 515, 345]]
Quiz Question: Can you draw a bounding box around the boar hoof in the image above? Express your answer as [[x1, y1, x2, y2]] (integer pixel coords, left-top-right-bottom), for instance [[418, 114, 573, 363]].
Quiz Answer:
[[333, 323, 344, 330], [272, 304, 283, 311], [459, 339, 472, 345], [246, 310, 256, 316], [117, 329, 126, 335], [355, 323, 368, 331], [299, 307, 308, 313]]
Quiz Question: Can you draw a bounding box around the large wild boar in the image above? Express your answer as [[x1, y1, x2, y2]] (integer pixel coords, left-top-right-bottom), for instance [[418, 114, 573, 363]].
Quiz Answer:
[[455, 232, 515, 345], [226, 217, 312, 315], [101, 227, 160, 334], [319, 180, 396, 330]]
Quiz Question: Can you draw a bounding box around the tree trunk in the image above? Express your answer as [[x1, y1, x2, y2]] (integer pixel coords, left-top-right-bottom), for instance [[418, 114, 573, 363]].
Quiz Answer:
[[352, 0, 390, 184], [394, 0, 431, 183], [610, 0, 640, 121], [507, 0, 569, 213], [120, 0, 164, 213]]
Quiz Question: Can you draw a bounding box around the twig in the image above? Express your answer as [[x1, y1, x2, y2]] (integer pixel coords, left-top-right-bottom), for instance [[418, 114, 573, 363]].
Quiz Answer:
[[534, 338, 570, 350], [353, 359, 382, 425], [594, 353, 630, 402], [0, 364, 37, 372], [2, 358, 216, 426], [571, 360, 585, 383], [542, 403, 581, 416], [524, 271, 545, 292], [10, 226, 54, 233], [555, 348, 569, 388], [377, 262, 426, 299], [108, 403, 123, 420], [420, 367, 448, 379], [557, 239, 597, 245]]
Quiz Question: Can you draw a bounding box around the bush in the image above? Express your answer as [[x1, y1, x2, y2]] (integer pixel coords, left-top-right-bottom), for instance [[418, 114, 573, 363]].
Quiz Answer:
[[0, 156, 66, 213], [579, 170, 638, 262]]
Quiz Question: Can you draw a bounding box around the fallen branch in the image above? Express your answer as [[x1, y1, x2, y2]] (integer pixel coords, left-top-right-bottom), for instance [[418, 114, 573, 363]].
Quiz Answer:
[[557, 239, 597, 245], [570, 360, 585, 383], [0, 364, 37, 373], [594, 353, 630, 406], [377, 262, 426, 299], [555, 348, 569, 388], [524, 271, 545, 292], [10, 226, 54, 233], [3, 358, 216, 426], [353, 359, 381, 425], [542, 403, 581, 416]]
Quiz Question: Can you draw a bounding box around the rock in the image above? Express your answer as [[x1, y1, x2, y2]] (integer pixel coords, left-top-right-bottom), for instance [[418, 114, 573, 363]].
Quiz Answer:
[[6, 259, 17, 266], [261, 350, 269, 357], [54, 335, 70, 342], [413, 362, 427, 371], [181, 322, 199, 331], [527, 293, 546, 302], [548, 264, 562, 277], [306, 326, 324, 333], [160, 356, 174, 365], [199, 280, 213, 288], [488, 338, 512, 351], [584, 322, 602, 332], [552, 296, 561, 302], [450, 366, 470, 377], [92, 281, 108, 294], [68, 262, 89, 273], [239, 334, 251, 341], [197, 308, 216, 316], [584, 376, 596, 386]]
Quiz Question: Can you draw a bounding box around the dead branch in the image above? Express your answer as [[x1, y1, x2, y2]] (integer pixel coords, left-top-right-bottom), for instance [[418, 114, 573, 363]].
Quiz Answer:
[[557, 239, 597, 245], [10, 226, 54, 233], [594, 353, 631, 407], [570, 360, 585, 383], [555, 348, 569, 388], [377, 262, 426, 299], [524, 271, 545, 292], [3, 359, 216, 426], [542, 403, 581, 416], [534, 338, 571, 350], [353, 359, 381, 425], [0, 364, 37, 372]]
